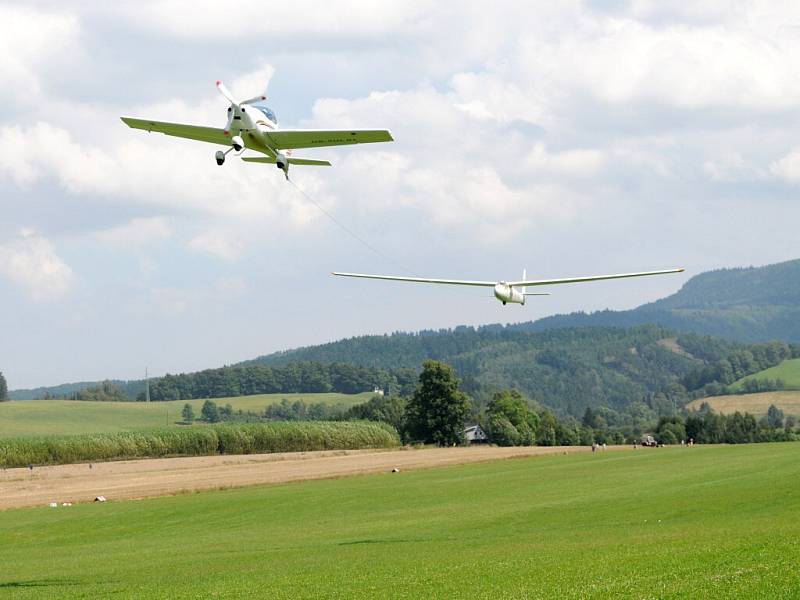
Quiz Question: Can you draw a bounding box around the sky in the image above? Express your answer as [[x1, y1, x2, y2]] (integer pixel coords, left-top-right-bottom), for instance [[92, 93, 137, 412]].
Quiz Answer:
[[2, 1, 800, 389]]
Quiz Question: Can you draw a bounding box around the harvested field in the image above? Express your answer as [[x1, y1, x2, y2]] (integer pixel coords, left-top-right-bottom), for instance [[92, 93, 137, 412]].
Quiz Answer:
[[0, 445, 611, 510], [686, 390, 800, 416]]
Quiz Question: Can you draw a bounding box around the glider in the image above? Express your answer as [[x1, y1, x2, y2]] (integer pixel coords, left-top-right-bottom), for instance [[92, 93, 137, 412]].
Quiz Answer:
[[332, 268, 685, 305], [121, 81, 393, 179]]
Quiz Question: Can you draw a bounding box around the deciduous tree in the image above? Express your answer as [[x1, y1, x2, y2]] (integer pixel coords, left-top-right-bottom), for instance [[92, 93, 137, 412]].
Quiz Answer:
[[201, 400, 220, 423], [405, 361, 470, 446], [181, 403, 195, 423], [0, 371, 7, 401]]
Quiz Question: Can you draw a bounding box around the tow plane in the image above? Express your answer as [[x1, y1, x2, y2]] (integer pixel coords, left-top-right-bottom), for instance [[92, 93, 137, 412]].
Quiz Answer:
[[332, 268, 684, 305], [121, 81, 393, 179]]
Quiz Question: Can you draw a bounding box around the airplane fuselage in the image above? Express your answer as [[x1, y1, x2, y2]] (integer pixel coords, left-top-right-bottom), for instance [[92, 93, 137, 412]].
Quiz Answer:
[[225, 103, 283, 160], [493, 283, 525, 305]]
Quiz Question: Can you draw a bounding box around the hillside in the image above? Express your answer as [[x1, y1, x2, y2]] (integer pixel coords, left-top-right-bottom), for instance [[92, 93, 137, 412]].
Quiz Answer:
[[731, 358, 800, 391], [522, 258, 800, 342], [248, 325, 711, 415]]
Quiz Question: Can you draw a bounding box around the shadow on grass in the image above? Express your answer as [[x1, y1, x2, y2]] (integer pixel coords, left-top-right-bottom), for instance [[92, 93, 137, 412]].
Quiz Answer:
[[339, 538, 416, 546], [0, 578, 81, 589]]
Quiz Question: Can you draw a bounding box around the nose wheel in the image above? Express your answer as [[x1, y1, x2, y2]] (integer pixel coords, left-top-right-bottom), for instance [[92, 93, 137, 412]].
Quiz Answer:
[[215, 135, 245, 166]]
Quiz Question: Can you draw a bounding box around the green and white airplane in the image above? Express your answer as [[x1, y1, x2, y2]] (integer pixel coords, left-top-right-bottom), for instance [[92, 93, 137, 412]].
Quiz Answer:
[[121, 81, 393, 179]]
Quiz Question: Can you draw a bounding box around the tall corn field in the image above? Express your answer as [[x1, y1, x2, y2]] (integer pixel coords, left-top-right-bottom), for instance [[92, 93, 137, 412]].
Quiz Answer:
[[0, 421, 400, 468]]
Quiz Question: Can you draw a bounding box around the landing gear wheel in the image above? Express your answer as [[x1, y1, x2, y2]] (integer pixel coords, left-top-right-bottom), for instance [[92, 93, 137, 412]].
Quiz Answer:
[[502, 301, 506, 305], [215, 150, 225, 166]]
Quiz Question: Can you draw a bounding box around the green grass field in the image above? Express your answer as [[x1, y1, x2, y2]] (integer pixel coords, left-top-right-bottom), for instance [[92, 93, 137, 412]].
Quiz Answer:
[[1, 443, 799, 598], [732, 357, 800, 391], [686, 390, 800, 416], [0, 393, 372, 439]]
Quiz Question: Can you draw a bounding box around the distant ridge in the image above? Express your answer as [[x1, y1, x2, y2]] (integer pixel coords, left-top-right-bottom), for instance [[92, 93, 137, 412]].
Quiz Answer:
[[512, 258, 800, 342]]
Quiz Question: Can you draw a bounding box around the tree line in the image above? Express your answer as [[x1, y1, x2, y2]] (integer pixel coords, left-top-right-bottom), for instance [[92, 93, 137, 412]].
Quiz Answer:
[[181, 360, 799, 448], [142, 362, 418, 401]]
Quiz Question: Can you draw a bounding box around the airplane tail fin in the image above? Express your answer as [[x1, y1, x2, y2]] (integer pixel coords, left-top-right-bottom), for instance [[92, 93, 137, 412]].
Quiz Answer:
[[522, 268, 527, 294]]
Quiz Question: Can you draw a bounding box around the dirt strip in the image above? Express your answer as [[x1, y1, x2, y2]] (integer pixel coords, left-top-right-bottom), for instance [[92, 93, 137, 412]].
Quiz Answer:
[[0, 445, 626, 510]]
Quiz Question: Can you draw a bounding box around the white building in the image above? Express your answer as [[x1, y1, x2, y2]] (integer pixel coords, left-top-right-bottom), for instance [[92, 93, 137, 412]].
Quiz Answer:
[[463, 424, 488, 443]]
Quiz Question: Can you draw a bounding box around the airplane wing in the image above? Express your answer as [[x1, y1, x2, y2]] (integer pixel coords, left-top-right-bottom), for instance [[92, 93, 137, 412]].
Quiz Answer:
[[507, 268, 684, 287], [332, 268, 684, 288], [331, 273, 496, 286], [264, 130, 393, 150], [121, 117, 230, 146]]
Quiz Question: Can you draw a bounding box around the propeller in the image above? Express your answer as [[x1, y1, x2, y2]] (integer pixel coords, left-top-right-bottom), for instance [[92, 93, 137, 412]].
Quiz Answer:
[[216, 80, 239, 105], [242, 95, 267, 105], [216, 81, 267, 106], [216, 80, 267, 137]]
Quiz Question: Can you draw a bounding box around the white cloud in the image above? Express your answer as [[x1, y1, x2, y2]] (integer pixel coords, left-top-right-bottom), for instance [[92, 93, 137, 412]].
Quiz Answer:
[[122, 0, 431, 39], [95, 217, 173, 247], [0, 122, 118, 191], [0, 229, 74, 300], [525, 143, 606, 177], [0, 6, 81, 107], [770, 149, 800, 183], [704, 151, 767, 183], [189, 230, 244, 260]]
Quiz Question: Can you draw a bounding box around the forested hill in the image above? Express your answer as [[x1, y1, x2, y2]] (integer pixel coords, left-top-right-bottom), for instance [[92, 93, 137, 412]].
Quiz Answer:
[[12, 325, 797, 418], [10, 380, 144, 401], [516, 258, 800, 342]]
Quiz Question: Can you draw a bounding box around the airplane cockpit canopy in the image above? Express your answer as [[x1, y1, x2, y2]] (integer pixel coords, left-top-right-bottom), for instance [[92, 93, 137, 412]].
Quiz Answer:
[[255, 105, 278, 124]]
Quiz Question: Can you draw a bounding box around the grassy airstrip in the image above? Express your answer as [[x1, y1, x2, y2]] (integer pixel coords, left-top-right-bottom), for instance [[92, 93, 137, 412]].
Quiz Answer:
[[1, 444, 799, 598], [0, 393, 372, 438]]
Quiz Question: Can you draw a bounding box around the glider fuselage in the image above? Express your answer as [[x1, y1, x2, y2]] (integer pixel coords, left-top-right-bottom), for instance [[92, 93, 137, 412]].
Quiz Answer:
[[493, 283, 526, 305]]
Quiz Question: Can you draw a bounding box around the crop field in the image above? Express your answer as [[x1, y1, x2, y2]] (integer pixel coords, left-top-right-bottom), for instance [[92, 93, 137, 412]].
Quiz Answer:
[[0, 421, 400, 468], [686, 390, 800, 416], [0, 392, 373, 438], [1, 443, 799, 598], [732, 357, 800, 390]]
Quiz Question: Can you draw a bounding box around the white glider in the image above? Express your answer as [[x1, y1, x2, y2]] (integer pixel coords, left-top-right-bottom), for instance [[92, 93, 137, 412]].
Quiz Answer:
[[332, 268, 685, 305], [121, 81, 393, 179]]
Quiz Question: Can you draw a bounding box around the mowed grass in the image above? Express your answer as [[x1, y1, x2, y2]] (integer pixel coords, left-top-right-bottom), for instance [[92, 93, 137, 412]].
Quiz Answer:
[[1, 444, 799, 598], [0, 393, 372, 438], [732, 357, 800, 390], [686, 391, 800, 416]]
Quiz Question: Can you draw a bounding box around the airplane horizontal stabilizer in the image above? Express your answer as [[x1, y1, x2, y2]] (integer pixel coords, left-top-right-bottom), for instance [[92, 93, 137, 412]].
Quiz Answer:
[[241, 157, 332, 166]]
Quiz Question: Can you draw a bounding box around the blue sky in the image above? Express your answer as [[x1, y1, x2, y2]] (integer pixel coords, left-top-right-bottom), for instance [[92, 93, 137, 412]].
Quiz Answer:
[[3, 1, 800, 388]]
